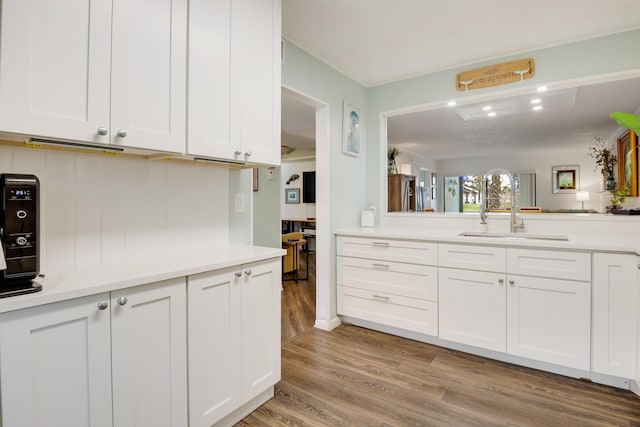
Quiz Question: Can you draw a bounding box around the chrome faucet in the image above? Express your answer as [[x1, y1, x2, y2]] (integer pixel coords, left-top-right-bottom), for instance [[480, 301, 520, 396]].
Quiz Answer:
[[479, 168, 525, 233]]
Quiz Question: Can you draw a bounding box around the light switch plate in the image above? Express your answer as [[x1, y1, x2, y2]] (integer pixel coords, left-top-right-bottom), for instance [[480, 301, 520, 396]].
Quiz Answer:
[[234, 193, 245, 213]]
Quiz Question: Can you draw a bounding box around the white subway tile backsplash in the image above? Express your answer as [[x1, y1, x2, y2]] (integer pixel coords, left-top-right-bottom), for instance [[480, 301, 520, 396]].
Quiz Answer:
[[1, 144, 230, 275]]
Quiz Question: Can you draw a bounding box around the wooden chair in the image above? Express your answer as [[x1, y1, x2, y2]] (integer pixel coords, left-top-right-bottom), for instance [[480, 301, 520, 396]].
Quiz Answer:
[[282, 232, 307, 282]]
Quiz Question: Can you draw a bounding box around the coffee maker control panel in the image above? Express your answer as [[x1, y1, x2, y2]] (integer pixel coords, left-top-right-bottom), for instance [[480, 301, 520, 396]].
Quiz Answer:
[[0, 174, 41, 296]]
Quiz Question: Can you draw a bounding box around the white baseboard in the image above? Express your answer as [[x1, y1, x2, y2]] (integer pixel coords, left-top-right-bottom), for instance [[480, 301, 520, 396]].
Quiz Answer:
[[314, 316, 342, 331]]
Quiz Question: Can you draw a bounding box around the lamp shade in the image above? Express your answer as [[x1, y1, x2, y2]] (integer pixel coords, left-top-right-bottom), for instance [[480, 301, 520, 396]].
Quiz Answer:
[[576, 191, 590, 202], [399, 164, 412, 175]]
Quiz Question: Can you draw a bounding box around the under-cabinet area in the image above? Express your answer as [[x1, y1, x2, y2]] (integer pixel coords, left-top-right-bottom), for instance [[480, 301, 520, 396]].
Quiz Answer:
[[336, 233, 639, 391], [0, 252, 282, 427]]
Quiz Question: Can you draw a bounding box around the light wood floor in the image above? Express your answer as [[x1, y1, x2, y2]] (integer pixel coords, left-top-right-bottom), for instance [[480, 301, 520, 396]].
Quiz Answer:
[[240, 251, 640, 425]]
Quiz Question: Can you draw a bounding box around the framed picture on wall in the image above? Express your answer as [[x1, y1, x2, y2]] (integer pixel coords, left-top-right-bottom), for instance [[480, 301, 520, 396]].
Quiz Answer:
[[342, 100, 361, 156], [552, 165, 579, 194], [617, 130, 638, 196], [285, 188, 300, 204]]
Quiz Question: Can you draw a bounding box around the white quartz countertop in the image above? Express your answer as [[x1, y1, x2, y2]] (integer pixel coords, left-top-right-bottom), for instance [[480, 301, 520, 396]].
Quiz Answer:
[[0, 245, 285, 314], [335, 226, 640, 255]]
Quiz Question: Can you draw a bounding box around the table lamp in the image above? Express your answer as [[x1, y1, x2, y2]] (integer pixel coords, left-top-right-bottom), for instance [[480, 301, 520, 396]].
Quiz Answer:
[[576, 191, 589, 210]]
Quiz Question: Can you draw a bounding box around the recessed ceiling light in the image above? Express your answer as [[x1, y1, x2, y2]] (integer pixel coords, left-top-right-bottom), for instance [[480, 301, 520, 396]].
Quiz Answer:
[[533, 105, 543, 111], [487, 111, 497, 117], [530, 98, 541, 104], [537, 86, 548, 92], [482, 106, 492, 111], [447, 101, 456, 107]]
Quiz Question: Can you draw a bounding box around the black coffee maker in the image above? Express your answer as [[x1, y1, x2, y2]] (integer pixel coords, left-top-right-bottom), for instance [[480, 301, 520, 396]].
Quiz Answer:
[[0, 174, 42, 297]]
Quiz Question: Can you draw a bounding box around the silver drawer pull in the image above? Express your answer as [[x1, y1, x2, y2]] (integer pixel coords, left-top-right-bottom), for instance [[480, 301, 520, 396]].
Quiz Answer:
[[371, 294, 390, 301], [371, 241, 390, 247], [372, 263, 390, 270]]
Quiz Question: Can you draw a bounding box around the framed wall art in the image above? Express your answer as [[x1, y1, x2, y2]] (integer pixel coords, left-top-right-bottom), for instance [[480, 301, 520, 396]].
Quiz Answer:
[[285, 188, 300, 204], [617, 130, 638, 196], [552, 165, 579, 194], [343, 100, 361, 156]]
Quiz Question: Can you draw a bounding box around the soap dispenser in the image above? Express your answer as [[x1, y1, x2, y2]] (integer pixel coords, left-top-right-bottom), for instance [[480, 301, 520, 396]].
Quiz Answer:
[[360, 203, 375, 227]]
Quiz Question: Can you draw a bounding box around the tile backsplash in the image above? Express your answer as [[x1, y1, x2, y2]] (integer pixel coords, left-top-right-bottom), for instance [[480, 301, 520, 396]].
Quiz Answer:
[[0, 144, 229, 274]]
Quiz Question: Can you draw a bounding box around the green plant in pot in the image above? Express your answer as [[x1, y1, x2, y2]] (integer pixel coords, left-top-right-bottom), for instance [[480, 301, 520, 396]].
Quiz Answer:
[[588, 136, 617, 190], [609, 185, 630, 211]]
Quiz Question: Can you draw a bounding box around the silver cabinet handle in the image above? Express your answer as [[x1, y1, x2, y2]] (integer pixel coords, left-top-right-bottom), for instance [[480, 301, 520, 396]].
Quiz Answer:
[[508, 280, 515, 285], [235, 149, 242, 156], [498, 278, 504, 284], [97, 127, 108, 136], [117, 296, 128, 306], [97, 301, 108, 310], [244, 269, 252, 276], [372, 263, 390, 270], [371, 294, 390, 301], [244, 150, 252, 158], [235, 271, 242, 278], [116, 129, 127, 138], [371, 241, 390, 247]]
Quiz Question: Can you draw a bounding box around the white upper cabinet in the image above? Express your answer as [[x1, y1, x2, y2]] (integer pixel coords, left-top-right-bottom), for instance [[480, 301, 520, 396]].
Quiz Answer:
[[0, 0, 112, 144], [110, 0, 187, 153], [188, 0, 281, 166], [0, 0, 186, 153]]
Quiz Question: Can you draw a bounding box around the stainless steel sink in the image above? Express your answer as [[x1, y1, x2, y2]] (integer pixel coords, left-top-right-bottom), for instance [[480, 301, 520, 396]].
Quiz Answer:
[[457, 231, 569, 241]]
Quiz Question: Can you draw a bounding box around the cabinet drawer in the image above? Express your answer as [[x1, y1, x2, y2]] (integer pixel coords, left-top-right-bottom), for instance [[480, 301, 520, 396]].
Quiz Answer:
[[337, 256, 437, 301], [337, 236, 437, 265], [338, 286, 438, 336], [507, 249, 591, 281], [438, 244, 506, 272]]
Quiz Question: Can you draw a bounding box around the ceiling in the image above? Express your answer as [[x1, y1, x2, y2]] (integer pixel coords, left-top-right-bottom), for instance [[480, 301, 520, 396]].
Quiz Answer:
[[283, 0, 640, 87], [281, 1, 640, 158]]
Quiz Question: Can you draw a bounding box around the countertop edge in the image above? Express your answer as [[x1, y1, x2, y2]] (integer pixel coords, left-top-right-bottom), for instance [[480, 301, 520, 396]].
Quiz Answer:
[[0, 245, 286, 315]]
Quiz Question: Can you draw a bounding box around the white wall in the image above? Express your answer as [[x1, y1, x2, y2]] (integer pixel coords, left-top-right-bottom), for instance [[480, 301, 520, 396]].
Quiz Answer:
[[281, 159, 316, 220], [0, 143, 229, 275], [253, 167, 281, 248]]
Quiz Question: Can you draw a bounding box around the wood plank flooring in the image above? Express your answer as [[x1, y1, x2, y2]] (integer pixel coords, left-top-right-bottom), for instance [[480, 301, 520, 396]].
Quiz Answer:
[[281, 251, 316, 344]]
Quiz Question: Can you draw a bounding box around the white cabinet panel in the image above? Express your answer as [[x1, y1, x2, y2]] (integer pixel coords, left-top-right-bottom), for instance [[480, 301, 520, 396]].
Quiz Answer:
[[507, 248, 591, 281], [337, 236, 438, 265], [506, 275, 591, 370], [111, 0, 186, 152], [337, 256, 438, 301], [187, 267, 242, 426], [438, 243, 506, 272], [592, 253, 638, 378], [242, 259, 281, 401], [438, 268, 506, 352], [0, 294, 113, 427], [0, 0, 112, 143], [111, 278, 188, 427]]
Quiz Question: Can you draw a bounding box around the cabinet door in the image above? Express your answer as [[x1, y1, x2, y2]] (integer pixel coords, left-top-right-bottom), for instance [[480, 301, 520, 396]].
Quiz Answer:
[[187, 267, 242, 427], [438, 267, 506, 352], [110, 0, 187, 153], [229, 0, 281, 166], [187, 0, 231, 159], [242, 258, 281, 401], [0, 294, 113, 427], [0, 0, 112, 144], [111, 278, 188, 427], [592, 253, 638, 378], [506, 275, 590, 370]]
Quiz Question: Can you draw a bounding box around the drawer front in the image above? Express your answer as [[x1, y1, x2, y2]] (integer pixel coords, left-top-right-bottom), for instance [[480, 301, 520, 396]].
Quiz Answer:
[[337, 256, 437, 301], [338, 286, 438, 336], [507, 248, 591, 281], [337, 236, 437, 265], [438, 244, 506, 272]]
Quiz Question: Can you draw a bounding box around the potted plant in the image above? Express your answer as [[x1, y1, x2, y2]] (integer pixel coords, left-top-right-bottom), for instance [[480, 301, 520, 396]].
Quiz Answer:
[[588, 137, 617, 190], [608, 185, 630, 211], [387, 146, 399, 174]]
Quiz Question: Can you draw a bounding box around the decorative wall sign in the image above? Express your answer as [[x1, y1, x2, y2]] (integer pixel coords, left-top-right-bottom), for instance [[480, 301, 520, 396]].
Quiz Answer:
[[456, 58, 535, 92], [343, 101, 361, 156]]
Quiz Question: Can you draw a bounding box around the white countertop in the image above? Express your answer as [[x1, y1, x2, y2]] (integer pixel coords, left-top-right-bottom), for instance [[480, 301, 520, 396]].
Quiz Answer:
[[0, 245, 285, 314], [335, 226, 640, 255]]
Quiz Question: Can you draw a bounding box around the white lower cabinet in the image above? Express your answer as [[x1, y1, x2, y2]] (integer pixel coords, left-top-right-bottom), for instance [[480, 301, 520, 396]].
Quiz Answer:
[[592, 253, 638, 378], [187, 258, 281, 427], [0, 277, 187, 427], [506, 275, 591, 370], [438, 268, 506, 352]]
